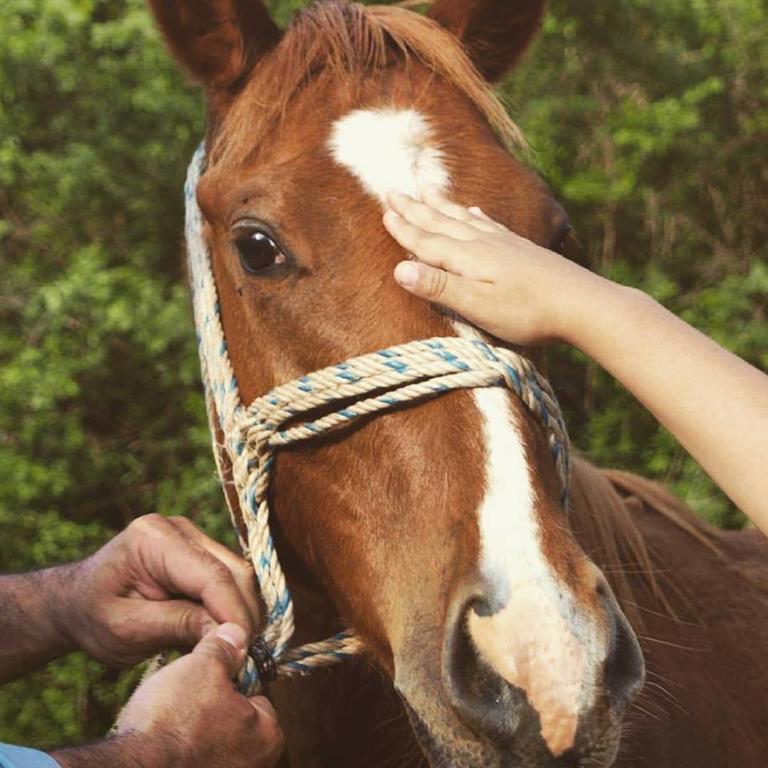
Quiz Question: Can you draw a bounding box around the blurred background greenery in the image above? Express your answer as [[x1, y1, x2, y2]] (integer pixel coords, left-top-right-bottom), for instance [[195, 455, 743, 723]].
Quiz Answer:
[[1, 0, 765, 747]]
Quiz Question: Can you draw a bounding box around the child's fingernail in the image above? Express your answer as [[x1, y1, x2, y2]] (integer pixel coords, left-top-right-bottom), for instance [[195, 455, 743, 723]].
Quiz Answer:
[[394, 261, 419, 288], [383, 209, 400, 225]]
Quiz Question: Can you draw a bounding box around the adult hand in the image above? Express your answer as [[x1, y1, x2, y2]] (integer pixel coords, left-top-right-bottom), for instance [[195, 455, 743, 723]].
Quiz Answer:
[[383, 188, 604, 347], [52, 623, 284, 768], [53, 514, 262, 666]]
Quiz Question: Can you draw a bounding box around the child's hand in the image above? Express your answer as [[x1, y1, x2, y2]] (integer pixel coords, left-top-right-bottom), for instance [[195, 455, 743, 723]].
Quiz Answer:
[[383, 191, 768, 536], [382, 188, 603, 346]]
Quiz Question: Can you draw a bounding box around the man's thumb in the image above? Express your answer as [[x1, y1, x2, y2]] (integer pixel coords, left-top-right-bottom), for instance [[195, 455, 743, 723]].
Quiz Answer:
[[192, 622, 247, 679]]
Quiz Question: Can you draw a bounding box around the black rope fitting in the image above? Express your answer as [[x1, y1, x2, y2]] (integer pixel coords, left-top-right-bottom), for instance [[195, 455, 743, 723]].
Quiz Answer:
[[249, 638, 277, 684]]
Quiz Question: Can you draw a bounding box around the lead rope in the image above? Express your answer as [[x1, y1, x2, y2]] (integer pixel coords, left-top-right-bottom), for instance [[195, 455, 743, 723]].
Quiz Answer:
[[184, 145, 572, 694]]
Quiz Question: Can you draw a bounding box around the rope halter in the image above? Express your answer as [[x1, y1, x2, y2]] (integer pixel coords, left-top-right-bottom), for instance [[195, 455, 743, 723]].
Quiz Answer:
[[185, 145, 572, 694]]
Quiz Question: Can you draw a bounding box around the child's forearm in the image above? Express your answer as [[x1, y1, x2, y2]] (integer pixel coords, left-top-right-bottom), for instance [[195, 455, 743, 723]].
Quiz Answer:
[[562, 280, 768, 533]]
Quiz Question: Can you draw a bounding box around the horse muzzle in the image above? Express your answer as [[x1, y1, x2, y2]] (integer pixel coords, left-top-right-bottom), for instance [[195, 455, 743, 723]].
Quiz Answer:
[[397, 573, 644, 768]]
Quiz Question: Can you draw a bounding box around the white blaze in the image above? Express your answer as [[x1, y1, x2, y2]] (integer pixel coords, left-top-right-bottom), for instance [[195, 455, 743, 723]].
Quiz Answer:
[[328, 107, 602, 756], [329, 108, 450, 202]]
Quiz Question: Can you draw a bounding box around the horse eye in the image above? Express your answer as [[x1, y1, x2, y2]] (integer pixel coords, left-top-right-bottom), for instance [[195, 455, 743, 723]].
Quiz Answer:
[[234, 228, 286, 273]]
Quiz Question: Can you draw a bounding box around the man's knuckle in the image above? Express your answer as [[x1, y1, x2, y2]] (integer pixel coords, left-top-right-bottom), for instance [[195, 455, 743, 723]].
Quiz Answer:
[[234, 558, 256, 584], [168, 514, 194, 531], [173, 604, 198, 638], [240, 706, 259, 728], [129, 513, 168, 540], [92, 601, 113, 630], [107, 610, 141, 645], [208, 558, 233, 583], [264, 716, 284, 743], [428, 269, 448, 299]]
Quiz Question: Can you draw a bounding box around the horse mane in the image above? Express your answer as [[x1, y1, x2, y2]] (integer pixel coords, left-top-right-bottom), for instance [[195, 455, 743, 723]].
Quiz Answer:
[[210, 0, 523, 167], [570, 457, 722, 628]]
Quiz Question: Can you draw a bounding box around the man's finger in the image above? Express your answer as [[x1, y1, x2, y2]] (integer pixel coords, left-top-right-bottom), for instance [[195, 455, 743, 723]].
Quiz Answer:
[[166, 517, 262, 632], [415, 187, 505, 237], [248, 695, 279, 718], [160, 543, 255, 636], [192, 622, 247, 681], [383, 211, 495, 280], [419, 187, 501, 235], [118, 598, 218, 650], [130, 516, 256, 637], [247, 697, 285, 765]]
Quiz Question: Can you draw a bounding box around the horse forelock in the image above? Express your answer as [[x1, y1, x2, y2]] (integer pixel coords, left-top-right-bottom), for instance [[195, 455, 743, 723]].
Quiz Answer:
[[208, 0, 523, 169]]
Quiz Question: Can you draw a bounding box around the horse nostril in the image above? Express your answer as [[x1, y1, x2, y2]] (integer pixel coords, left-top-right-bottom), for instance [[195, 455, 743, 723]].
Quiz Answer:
[[602, 591, 645, 710], [443, 599, 524, 743]]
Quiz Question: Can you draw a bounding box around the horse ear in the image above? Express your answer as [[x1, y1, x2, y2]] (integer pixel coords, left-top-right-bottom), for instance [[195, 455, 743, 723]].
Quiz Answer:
[[428, 0, 545, 82], [147, 0, 281, 89]]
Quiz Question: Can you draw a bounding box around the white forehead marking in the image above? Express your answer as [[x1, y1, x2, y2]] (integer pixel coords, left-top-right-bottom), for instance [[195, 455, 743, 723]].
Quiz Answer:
[[328, 107, 603, 755], [328, 108, 450, 203]]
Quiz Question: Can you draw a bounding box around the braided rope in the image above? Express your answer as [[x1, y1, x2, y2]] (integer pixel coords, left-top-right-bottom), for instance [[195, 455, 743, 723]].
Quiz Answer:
[[185, 146, 572, 694]]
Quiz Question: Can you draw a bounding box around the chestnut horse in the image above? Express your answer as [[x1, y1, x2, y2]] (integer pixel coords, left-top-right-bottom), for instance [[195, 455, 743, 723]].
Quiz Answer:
[[149, 0, 768, 765]]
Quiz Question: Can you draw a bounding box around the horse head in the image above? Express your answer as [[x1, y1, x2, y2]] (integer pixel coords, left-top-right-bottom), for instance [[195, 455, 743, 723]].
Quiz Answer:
[[150, 1, 644, 764]]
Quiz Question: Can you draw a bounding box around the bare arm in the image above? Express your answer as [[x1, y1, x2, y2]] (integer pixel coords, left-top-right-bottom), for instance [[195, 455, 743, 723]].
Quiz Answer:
[[382, 189, 768, 535], [0, 514, 262, 683], [559, 280, 768, 531], [0, 568, 76, 681]]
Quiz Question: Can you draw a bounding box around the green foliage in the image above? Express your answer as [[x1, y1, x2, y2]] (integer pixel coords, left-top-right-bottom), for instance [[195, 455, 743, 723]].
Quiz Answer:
[[0, 0, 222, 745], [0, 0, 765, 747]]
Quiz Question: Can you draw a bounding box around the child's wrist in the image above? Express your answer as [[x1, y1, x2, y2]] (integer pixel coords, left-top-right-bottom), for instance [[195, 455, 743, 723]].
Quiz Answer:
[[546, 265, 609, 346], [559, 278, 651, 353]]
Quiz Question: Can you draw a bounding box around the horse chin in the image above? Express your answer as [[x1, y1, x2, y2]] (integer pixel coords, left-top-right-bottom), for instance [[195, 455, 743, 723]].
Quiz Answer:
[[402, 700, 502, 768], [399, 690, 624, 768]]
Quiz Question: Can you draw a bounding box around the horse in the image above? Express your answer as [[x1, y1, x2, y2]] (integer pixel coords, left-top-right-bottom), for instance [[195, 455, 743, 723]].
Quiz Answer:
[[147, 0, 768, 765]]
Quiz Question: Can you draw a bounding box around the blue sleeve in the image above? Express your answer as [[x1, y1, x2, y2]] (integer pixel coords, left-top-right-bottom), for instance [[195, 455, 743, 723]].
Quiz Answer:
[[0, 745, 60, 768]]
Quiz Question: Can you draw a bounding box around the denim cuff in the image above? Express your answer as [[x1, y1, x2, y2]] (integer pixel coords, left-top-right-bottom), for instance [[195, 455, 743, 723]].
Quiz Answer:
[[0, 745, 60, 768]]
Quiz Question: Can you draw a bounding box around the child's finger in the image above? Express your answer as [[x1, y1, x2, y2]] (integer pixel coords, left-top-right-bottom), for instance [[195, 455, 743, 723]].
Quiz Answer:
[[420, 187, 475, 222], [418, 186, 506, 235], [394, 260, 481, 318], [386, 191, 477, 241], [468, 206, 508, 233], [382, 210, 455, 265], [383, 210, 487, 278]]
